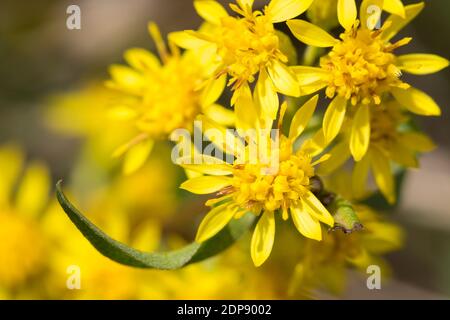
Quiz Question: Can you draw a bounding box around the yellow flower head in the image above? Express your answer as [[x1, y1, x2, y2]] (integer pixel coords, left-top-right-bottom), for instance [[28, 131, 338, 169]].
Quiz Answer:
[[288, 1, 447, 159], [319, 100, 436, 204], [179, 93, 334, 266], [290, 170, 404, 296], [172, 0, 313, 116], [106, 22, 233, 174], [0, 145, 50, 291]]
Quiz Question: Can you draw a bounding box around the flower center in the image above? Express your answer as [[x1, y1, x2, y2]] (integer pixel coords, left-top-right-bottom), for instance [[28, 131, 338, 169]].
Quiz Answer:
[[231, 139, 314, 213], [0, 211, 45, 288], [320, 26, 408, 106], [216, 6, 286, 88], [136, 58, 202, 137]]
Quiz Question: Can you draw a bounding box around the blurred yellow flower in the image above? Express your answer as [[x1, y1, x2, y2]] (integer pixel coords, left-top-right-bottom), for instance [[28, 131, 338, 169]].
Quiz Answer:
[[0, 145, 50, 298], [179, 94, 334, 266], [288, 2, 448, 156], [318, 100, 436, 203], [290, 171, 404, 297], [45, 83, 135, 168], [106, 22, 234, 174]]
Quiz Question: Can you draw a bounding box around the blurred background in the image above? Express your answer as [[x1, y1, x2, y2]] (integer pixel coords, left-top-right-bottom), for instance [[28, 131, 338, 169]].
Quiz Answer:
[[0, 0, 449, 299]]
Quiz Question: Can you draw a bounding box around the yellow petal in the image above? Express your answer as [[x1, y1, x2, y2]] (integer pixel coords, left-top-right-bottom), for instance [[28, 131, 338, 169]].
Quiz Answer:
[[350, 105, 371, 161], [397, 54, 449, 75], [234, 83, 261, 132], [255, 68, 279, 120], [251, 211, 275, 267], [291, 66, 329, 85], [15, 162, 50, 217], [392, 87, 441, 116], [287, 19, 339, 47], [381, 3, 424, 42], [180, 176, 233, 194], [124, 48, 160, 72], [291, 66, 328, 95], [237, 0, 254, 9], [276, 30, 298, 65], [383, 0, 405, 18], [352, 153, 371, 200], [302, 191, 334, 226], [193, 0, 228, 25], [196, 204, 236, 242], [268, 0, 314, 23], [203, 104, 235, 127], [179, 162, 233, 176], [290, 203, 322, 241], [370, 147, 395, 204], [108, 65, 145, 93], [198, 115, 245, 156], [289, 94, 318, 140], [360, 0, 384, 30], [123, 139, 154, 174], [300, 130, 328, 157], [0, 145, 24, 206], [317, 140, 351, 175], [201, 74, 226, 108], [388, 141, 418, 168], [169, 31, 210, 49], [108, 105, 136, 121], [323, 96, 347, 144], [266, 62, 300, 97], [398, 132, 436, 153], [337, 0, 357, 30]]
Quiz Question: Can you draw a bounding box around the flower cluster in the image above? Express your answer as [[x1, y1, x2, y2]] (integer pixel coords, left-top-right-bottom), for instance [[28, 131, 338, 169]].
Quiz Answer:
[[169, 0, 446, 267], [46, 0, 448, 298]]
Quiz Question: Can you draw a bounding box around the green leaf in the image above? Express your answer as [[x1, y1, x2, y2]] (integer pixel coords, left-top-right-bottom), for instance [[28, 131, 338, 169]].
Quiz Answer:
[[55, 180, 254, 269]]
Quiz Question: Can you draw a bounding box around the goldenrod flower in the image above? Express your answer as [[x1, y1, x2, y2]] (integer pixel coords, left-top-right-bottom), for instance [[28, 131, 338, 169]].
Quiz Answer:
[[0, 145, 50, 294], [318, 100, 436, 203], [288, 2, 448, 159], [172, 0, 310, 119], [106, 22, 233, 174], [290, 171, 404, 296], [178, 93, 334, 266]]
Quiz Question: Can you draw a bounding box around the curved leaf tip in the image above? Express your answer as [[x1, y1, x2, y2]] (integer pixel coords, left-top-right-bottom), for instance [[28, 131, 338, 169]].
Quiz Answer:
[[55, 180, 254, 269]]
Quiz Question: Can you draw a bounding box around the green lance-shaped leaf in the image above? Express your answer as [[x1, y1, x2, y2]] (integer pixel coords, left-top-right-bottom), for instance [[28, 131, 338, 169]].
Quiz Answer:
[[330, 197, 363, 234], [56, 180, 254, 269]]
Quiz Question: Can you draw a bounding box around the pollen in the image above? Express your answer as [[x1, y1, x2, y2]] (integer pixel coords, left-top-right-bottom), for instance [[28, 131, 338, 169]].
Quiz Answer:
[[216, 4, 286, 89], [231, 138, 315, 214], [320, 24, 410, 106]]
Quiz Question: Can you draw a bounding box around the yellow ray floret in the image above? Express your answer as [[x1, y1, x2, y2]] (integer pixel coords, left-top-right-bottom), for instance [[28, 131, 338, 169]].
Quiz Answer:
[[287, 1, 447, 157], [179, 95, 334, 266]]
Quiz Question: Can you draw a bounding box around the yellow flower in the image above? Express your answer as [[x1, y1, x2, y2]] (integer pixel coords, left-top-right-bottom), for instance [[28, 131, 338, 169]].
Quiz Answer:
[[178, 93, 334, 266], [290, 171, 404, 296], [106, 22, 233, 174], [45, 83, 135, 167], [288, 1, 448, 157], [307, 0, 406, 30], [0, 145, 50, 295], [172, 0, 308, 119], [318, 99, 436, 204]]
